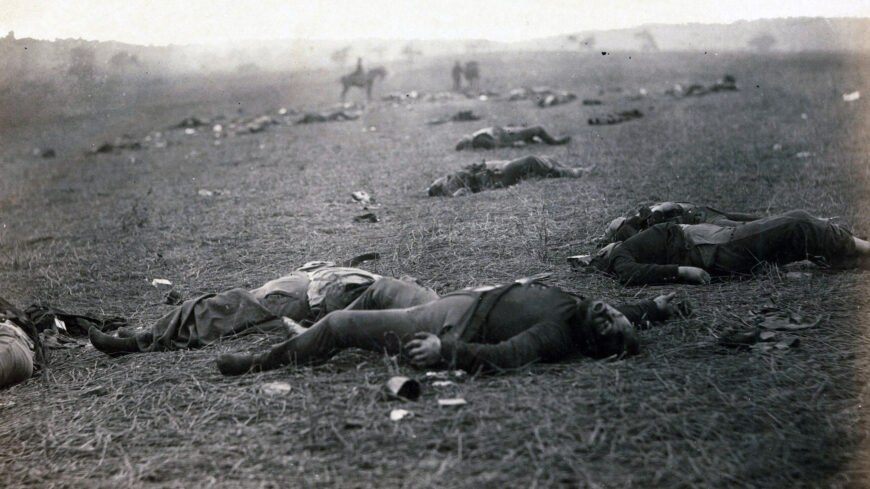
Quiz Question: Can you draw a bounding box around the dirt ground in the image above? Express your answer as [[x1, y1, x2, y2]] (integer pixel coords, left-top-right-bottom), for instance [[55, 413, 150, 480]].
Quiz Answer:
[[1, 51, 870, 488]]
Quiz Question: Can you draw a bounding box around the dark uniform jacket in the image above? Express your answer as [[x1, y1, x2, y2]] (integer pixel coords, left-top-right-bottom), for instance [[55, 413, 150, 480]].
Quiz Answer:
[[437, 283, 665, 372]]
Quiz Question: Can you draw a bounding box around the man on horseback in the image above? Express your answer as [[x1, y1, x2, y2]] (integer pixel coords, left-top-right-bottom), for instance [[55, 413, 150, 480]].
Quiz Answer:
[[340, 58, 387, 102]]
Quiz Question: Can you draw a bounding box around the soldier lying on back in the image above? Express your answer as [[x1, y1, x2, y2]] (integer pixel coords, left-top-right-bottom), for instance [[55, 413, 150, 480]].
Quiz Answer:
[[598, 201, 761, 246], [216, 276, 683, 376], [427, 155, 590, 197], [572, 210, 870, 285], [455, 125, 570, 150]]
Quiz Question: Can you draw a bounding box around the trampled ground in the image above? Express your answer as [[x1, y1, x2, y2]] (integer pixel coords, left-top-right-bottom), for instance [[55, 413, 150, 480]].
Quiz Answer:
[[1, 51, 869, 488]]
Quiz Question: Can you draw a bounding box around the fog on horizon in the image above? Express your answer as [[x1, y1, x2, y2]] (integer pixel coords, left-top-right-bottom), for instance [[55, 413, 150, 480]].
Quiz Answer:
[[2, 0, 869, 46]]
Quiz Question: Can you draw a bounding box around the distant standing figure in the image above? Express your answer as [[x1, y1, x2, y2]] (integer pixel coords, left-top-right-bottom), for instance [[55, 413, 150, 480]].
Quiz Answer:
[[455, 125, 571, 150], [452, 61, 464, 91], [463, 61, 480, 91]]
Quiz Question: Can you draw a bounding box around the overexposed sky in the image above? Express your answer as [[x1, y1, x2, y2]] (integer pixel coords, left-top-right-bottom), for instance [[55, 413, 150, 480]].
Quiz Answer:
[[2, 0, 869, 45]]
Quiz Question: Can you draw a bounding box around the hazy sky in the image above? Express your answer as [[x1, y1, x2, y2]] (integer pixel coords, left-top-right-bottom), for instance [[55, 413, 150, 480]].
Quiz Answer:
[[2, 0, 869, 45]]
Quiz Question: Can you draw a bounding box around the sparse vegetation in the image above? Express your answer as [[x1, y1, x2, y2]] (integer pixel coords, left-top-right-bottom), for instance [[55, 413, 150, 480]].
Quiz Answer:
[[1, 51, 869, 488]]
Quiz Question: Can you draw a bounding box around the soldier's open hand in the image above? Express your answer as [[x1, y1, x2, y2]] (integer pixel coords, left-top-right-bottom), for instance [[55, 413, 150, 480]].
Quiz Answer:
[[405, 332, 442, 367]]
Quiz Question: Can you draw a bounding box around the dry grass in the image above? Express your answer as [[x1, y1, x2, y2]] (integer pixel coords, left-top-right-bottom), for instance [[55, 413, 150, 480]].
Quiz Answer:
[[1, 51, 869, 488]]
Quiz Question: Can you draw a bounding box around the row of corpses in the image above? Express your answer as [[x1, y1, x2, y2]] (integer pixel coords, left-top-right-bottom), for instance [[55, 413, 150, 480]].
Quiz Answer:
[[0, 73, 847, 390], [82, 104, 366, 155], [2, 202, 860, 387], [384, 74, 738, 108], [28, 75, 739, 159], [420, 75, 742, 197]]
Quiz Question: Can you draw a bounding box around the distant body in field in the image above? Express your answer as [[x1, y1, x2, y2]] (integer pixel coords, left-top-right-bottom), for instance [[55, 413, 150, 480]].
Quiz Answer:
[[296, 110, 361, 124], [455, 125, 570, 150], [427, 155, 590, 197]]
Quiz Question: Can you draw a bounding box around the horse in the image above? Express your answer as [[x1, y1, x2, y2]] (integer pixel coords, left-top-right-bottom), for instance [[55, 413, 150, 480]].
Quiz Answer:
[[340, 66, 387, 102]]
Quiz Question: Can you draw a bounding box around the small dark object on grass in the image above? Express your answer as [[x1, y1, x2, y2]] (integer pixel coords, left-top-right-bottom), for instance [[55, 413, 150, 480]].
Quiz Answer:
[[174, 116, 208, 128], [381, 376, 422, 401], [717, 327, 760, 348], [163, 290, 183, 306], [427, 110, 482, 125], [582, 99, 603, 105], [452, 110, 480, 121], [354, 213, 379, 223], [80, 386, 109, 397], [93, 143, 114, 154], [40, 148, 56, 158], [341, 252, 380, 267], [351, 191, 374, 205]]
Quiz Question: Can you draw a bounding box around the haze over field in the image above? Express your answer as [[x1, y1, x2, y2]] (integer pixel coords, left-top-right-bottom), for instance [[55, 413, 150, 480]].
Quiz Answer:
[[1, 17, 869, 81], [3, 0, 869, 45]]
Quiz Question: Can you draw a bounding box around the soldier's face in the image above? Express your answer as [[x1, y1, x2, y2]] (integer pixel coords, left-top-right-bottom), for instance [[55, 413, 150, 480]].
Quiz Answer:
[[427, 176, 450, 196]]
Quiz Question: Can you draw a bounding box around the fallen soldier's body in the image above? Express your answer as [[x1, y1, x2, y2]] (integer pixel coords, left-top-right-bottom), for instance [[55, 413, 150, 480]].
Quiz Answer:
[[507, 86, 573, 105], [0, 321, 37, 388], [427, 155, 589, 197], [426, 110, 481, 125], [668, 75, 738, 98], [296, 110, 360, 124], [216, 277, 682, 376], [88, 263, 436, 355], [537, 90, 576, 108], [0, 298, 42, 389], [588, 109, 643, 126], [599, 202, 761, 245], [570, 210, 870, 285], [455, 125, 570, 150]]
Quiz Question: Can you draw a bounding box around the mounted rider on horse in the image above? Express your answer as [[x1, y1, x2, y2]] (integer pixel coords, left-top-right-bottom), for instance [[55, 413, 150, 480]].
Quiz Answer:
[[340, 58, 387, 102]]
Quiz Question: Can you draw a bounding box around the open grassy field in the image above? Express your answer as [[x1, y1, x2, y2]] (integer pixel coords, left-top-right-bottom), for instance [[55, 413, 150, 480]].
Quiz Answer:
[[1, 50, 869, 488]]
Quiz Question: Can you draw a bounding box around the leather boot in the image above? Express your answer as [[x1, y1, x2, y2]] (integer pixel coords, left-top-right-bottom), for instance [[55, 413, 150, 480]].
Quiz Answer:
[[88, 326, 139, 355], [217, 347, 289, 376]]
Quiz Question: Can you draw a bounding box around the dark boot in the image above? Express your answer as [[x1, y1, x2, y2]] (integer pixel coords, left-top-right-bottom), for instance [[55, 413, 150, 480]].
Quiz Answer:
[[88, 326, 140, 355], [216, 353, 258, 376], [217, 347, 290, 376]]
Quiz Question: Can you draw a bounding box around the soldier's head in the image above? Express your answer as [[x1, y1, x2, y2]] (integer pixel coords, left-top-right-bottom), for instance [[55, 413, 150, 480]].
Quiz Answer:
[[427, 172, 475, 197], [455, 135, 474, 151], [574, 299, 639, 357], [427, 176, 450, 196], [602, 214, 647, 245]]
